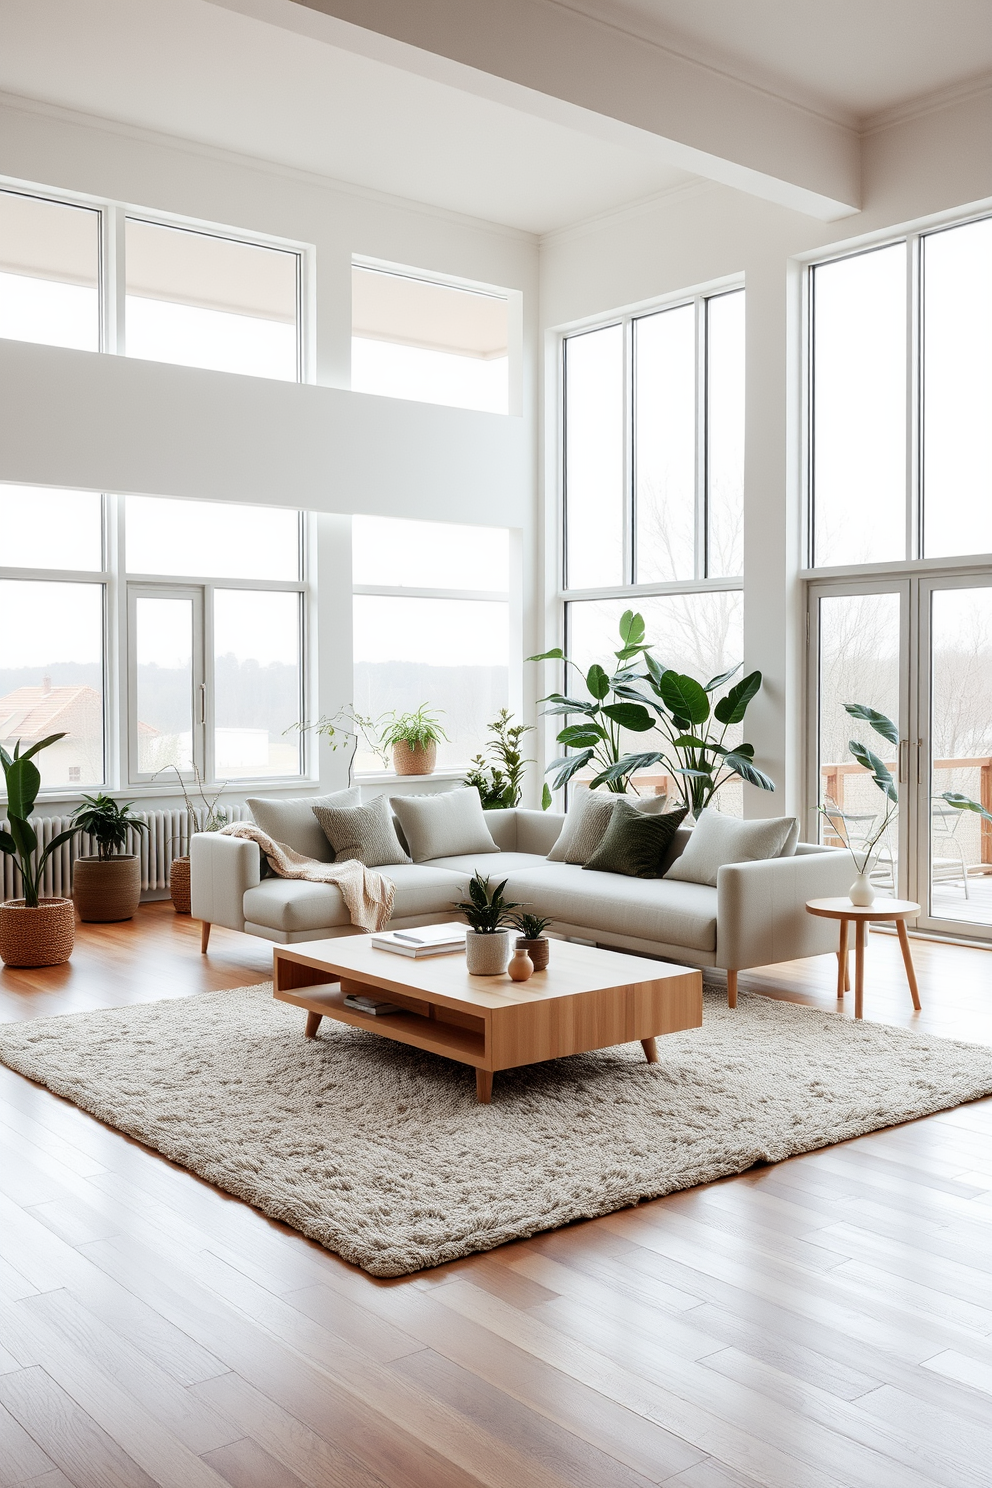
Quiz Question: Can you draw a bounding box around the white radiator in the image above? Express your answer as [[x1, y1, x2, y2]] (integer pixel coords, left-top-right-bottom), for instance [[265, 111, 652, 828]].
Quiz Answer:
[[1, 803, 253, 900]]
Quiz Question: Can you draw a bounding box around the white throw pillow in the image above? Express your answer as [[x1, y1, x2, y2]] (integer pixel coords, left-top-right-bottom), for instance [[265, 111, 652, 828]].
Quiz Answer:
[[247, 788, 360, 862], [547, 790, 670, 865], [389, 787, 498, 864], [664, 809, 799, 887]]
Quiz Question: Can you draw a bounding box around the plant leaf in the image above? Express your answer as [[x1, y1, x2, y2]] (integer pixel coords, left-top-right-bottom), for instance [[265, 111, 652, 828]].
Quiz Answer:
[[618, 611, 646, 647], [541, 783, 553, 811], [941, 791, 992, 823], [5, 756, 41, 820], [721, 753, 776, 791], [556, 724, 606, 747], [527, 648, 565, 662], [849, 739, 898, 804], [703, 664, 742, 692], [844, 703, 899, 748], [656, 672, 710, 726], [585, 664, 610, 701], [17, 731, 68, 763], [548, 751, 593, 790], [600, 703, 655, 732], [0, 830, 16, 854], [587, 751, 664, 788], [713, 670, 761, 726]]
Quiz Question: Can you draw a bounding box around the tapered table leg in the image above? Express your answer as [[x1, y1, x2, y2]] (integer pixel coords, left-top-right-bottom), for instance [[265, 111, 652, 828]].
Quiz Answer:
[[475, 1069, 493, 1103], [896, 919, 922, 1011], [836, 919, 849, 999], [304, 1011, 323, 1039], [854, 919, 867, 1020], [641, 1037, 659, 1064]]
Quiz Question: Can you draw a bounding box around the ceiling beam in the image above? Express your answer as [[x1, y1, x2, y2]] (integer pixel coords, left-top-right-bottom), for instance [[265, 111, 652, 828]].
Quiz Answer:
[[209, 0, 860, 219]]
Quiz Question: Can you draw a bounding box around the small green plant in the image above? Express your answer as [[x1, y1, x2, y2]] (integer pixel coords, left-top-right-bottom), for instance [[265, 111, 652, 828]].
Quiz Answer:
[[0, 734, 81, 907], [511, 911, 552, 939], [819, 704, 898, 873], [288, 708, 392, 776], [463, 709, 533, 810], [380, 706, 448, 753], [70, 794, 149, 859], [454, 872, 520, 934]]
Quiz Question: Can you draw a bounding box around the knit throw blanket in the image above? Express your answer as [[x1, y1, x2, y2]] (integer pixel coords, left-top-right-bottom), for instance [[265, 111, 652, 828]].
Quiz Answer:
[[219, 823, 394, 933]]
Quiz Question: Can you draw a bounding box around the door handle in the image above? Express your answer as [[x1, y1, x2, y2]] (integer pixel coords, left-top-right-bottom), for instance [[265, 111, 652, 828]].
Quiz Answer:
[[198, 683, 206, 725], [898, 739, 909, 783]]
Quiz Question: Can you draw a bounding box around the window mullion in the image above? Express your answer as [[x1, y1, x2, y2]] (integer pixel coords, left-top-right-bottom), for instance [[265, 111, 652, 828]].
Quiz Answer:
[[908, 233, 922, 561], [624, 316, 634, 586], [695, 295, 708, 581]]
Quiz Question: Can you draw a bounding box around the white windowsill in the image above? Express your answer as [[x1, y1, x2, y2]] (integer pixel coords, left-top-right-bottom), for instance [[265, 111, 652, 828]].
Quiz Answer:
[[355, 769, 469, 784]]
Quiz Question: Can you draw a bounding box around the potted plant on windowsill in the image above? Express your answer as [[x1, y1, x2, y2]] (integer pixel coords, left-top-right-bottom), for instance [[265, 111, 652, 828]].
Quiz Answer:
[[463, 709, 534, 809], [454, 872, 520, 975], [511, 911, 552, 972], [382, 707, 448, 777], [69, 795, 149, 922], [0, 733, 81, 967]]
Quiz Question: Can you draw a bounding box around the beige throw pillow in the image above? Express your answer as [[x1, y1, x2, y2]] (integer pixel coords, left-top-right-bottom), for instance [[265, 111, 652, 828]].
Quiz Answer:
[[389, 787, 498, 863], [664, 809, 799, 887], [312, 795, 411, 867], [247, 788, 360, 862], [547, 789, 670, 864]]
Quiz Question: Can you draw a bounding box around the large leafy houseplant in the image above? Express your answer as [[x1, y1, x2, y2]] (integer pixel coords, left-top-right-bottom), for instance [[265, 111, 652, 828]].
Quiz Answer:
[[70, 794, 149, 859], [0, 733, 80, 967], [463, 709, 534, 810], [530, 611, 773, 814]]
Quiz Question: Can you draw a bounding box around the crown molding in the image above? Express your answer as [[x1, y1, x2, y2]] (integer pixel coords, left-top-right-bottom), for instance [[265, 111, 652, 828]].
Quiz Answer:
[[540, 176, 716, 247], [861, 69, 992, 137], [0, 89, 538, 245]]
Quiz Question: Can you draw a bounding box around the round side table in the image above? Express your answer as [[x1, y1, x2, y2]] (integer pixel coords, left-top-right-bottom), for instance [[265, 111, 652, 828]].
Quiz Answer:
[[805, 897, 922, 1020]]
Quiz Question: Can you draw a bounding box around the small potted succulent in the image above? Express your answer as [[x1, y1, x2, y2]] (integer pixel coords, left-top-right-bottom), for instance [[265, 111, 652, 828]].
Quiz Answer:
[[382, 706, 448, 777], [454, 872, 520, 975], [70, 794, 149, 922], [511, 911, 552, 972], [0, 733, 80, 967]]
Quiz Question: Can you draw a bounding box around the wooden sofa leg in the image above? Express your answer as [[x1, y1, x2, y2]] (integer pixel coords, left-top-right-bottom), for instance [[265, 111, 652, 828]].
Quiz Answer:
[[200, 921, 211, 954], [727, 969, 738, 1009]]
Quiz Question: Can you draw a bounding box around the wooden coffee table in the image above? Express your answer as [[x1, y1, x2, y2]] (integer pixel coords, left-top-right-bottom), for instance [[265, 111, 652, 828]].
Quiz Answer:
[[272, 936, 702, 1102]]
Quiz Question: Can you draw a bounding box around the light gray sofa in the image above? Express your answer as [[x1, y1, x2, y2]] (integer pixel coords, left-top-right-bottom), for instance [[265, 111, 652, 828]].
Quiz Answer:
[[191, 805, 855, 1004]]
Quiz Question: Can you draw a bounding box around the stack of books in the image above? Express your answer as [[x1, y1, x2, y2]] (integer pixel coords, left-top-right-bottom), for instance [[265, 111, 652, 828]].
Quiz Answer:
[[370, 922, 467, 958]]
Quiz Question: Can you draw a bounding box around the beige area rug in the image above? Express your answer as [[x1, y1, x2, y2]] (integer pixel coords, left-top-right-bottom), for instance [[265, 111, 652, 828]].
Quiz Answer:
[[1, 985, 991, 1278]]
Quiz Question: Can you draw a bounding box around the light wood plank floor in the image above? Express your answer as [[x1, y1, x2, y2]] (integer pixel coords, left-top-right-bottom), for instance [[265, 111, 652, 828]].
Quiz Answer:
[[1, 902, 991, 1488]]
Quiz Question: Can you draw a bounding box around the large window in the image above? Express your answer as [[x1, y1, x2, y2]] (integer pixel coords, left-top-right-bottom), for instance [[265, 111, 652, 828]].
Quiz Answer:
[[0, 488, 308, 793], [352, 517, 510, 772], [559, 288, 745, 803], [351, 264, 509, 414], [0, 184, 302, 380]]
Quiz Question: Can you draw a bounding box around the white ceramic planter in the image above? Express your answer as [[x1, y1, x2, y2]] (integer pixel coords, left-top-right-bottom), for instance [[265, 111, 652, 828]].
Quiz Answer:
[[465, 928, 512, 975], [848, 868, 876, 907]]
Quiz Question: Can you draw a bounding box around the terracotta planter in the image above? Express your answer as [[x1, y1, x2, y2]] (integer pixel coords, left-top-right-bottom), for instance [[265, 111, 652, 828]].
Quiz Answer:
[[465, 928, 512, 976], [516, 936, 550, 972], [72, 854, 142, 922], [170, 856, 191, 914], [392, 740, 437, 776], [0, 898, 75, 968]]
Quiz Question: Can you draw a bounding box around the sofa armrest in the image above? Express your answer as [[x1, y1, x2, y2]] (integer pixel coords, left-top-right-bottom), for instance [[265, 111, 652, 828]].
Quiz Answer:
[[716, 846, 856, 971], [190, 832, 261, 932], [515, 809, 565, 857]]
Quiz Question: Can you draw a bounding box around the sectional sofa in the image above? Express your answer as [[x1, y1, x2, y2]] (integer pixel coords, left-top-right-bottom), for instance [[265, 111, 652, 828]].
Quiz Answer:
[[190, 795, 855, 1004]]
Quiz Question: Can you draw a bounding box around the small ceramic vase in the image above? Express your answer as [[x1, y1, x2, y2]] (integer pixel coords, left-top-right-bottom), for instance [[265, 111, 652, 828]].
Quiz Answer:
[[848, 868, 875, 907], [507, 946, 534, 982]]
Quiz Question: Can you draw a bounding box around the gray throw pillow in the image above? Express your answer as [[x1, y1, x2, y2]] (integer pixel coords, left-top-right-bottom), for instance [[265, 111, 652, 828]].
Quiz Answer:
[[583, 800, 688, 878], [247, 788, 360, 861], [547, 789, 670, 864], [389, 787, 497, 864], [664, 809, 799, 887], [312, 794, 410, 867]]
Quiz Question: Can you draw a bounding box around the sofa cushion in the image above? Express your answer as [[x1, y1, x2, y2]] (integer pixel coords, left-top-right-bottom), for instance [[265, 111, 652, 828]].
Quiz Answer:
[[313, 795, 410, 867], [547, 790, 672, 864], [665, 810, 799, 887], [242, 863, 467, 933], [504, 864, 718, 953], [247, 789, 360, 862], [583, 801, 688, 878], [423, 851, 555, 876], [390, 787, 497, 863]]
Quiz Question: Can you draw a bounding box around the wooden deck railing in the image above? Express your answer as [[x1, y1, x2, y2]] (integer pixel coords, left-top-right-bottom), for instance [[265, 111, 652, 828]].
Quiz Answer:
[[822, 757, 992, 864]]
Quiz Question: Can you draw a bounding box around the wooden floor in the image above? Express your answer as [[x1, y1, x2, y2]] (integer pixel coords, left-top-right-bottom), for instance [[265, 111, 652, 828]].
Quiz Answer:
[[1, 904, 991, 1488]]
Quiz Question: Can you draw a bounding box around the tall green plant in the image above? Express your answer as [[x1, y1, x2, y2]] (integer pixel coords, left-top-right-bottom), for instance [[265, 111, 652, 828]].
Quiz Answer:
[[463, 709, 533, 809], [819, 704, 898, 873], [0, 734, 81, 908], [530, 611, 773, 813]]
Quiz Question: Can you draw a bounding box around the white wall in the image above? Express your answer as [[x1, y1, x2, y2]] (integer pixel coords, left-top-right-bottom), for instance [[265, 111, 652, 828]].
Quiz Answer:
[[0, 93, 542, 803], [538, 87, 992, 825]]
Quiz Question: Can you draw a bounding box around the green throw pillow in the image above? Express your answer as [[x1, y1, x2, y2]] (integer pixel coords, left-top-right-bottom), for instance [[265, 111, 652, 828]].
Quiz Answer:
[[582, 799, 688, 878]]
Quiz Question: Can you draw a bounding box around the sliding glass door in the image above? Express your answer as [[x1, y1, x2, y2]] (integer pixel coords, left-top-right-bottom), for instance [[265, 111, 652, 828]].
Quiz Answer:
[[809, 572, 992, 942]]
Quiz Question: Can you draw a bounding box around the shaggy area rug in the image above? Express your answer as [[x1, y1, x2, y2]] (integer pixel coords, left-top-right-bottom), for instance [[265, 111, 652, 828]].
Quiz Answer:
[[1, 984, 991, 1277]]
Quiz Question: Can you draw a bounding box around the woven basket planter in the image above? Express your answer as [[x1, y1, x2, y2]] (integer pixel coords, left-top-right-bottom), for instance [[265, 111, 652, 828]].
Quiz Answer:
[[516, 936, 550, 972], [0, 898, 75, 968], [73, 855, 142, 923], [392, 740, 437, 776], [170, 856, 191, 915]]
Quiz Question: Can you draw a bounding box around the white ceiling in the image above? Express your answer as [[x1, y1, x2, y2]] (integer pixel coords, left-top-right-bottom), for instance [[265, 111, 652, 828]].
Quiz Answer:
[[566, 0, 992, 124], [0, 0, 693, 235]]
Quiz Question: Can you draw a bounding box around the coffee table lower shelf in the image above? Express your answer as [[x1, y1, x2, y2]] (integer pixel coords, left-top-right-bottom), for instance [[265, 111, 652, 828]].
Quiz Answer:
[[273, 939, 702, 1102]]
